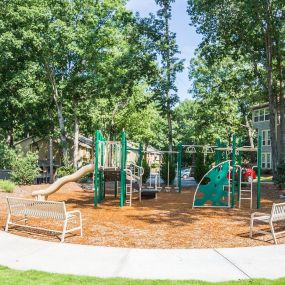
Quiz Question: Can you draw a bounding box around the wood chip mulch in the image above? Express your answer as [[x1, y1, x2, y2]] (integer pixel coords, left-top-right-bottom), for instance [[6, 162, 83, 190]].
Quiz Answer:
[[1, 182, 284, 248]]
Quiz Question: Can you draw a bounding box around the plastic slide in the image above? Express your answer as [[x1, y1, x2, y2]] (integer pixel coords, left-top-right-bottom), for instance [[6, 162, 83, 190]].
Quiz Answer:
[[32, 164, 94, 200]]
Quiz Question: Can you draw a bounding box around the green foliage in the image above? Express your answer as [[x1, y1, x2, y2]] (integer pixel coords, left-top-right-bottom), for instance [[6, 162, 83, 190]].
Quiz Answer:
[[10, 152, 40, 185], [56, 158, 75, 178], [274, 161, 285, 190], [193, 151, 209, 183], [0, 180, 16, 193], [142, 159, 150, 184], [160, 154, 176, 185], [0, 143, 16, 169], [174, 99, 198, 144]]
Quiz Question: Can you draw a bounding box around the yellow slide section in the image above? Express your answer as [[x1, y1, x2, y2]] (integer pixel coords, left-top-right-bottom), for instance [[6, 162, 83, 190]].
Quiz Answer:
[[32, 164, 94, 200]]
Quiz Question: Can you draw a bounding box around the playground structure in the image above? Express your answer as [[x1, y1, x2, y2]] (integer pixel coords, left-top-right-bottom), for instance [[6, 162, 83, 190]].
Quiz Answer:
[[93, 131, 183, 207], [93, 130, 144, 207], [191, 134, 262, 209], [32, 130, 262, 210], [32, 129, 183, 207]]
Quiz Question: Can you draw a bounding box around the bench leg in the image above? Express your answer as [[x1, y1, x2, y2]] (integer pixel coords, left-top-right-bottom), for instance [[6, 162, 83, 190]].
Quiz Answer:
[[61, 219, 68, 242], [270, 222, 277, 244], [5, 214, 10, 232]]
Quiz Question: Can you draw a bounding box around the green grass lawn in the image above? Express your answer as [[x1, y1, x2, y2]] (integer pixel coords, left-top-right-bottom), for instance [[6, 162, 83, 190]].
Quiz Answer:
[[0, 266, 284, 285]]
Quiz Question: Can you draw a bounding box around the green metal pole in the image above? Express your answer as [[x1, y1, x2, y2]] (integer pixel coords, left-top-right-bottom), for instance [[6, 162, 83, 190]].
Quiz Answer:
[[257, 135, 262, 209], [231, 133, 236, 208], [237, 139, 242, 203], [94, 130, 100, 207], [99, 140, 104, 202], [138, 143, 143, 167], [120, 131, 126, 207], [178, 143, 182, 193]]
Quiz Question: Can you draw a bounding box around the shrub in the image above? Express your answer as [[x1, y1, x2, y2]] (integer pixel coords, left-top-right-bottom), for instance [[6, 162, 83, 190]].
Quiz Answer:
[[79, 172, 93, 183], [142, 159, 150, 183], [56, 158, 75, 178], [160, 154, 176, 185], [0, 180, 16, 193], [0, 143, 16, 169], [193, 151, 209, 183], [11, 151, 40, 185]]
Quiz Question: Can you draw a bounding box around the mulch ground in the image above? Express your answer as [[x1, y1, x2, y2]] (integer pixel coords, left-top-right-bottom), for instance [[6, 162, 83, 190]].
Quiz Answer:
[[1, 182, 285, 248]]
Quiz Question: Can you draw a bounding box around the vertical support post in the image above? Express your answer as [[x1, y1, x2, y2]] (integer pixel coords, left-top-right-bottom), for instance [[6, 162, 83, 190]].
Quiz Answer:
[[237, 140, 242, 203], [138, 143, 143, 167], [257, 135, 262, 209], [120, 131, 126, 207], [231, 134, 237, 208], [178, 143, 182, 193], [94, 130, 100, 207], [99, 140, 104, 202]]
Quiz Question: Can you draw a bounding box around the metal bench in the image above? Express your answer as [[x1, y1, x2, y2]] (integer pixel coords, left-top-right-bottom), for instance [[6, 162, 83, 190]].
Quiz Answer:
[[250, 202, 285, 244], [5, 197, 82, 242]]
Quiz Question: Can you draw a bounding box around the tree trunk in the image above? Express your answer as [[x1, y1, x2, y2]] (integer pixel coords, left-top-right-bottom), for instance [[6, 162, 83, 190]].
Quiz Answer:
[[6, 129, 13, 147], [277, 43, 285, 162], [279, 87, 285, 161], [55, 99, 68, 161], [265, 9, 278, 176], [245, 115, 255, 148], [164, 2, 173, 152], [73, 114, 79, 170], [44, 61, 68, 161]]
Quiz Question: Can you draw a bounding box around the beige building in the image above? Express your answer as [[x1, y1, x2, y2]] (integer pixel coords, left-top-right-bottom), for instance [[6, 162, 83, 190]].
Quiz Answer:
[[15, 135, 93, 170]]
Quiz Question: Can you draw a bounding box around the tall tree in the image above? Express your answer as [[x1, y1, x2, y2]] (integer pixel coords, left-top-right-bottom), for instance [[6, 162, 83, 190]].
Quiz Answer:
[[142, 0, 184, 151], [188, 0, 285, 175]]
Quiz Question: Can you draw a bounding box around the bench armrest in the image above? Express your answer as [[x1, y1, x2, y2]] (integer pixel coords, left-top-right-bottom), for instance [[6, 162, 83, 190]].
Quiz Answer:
[[251, 212, 269, 218], [67, 210, 81, 215]]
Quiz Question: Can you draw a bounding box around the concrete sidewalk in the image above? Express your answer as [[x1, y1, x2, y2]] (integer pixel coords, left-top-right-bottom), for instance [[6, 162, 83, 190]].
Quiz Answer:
[[0, 231, 284, 282]]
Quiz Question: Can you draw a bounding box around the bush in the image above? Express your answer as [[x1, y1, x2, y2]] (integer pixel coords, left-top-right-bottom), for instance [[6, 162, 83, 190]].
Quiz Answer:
[[56, 158, 75, 178], [193, 151, 209, 183], [274, 160, 285, 190], [142, 159, 150, 183], [11, 151, 40, 185], [79, 172, 93, 183], [160, 154, 176, 185], [0, 143, 16, 169], [0, 180, 16, 193]]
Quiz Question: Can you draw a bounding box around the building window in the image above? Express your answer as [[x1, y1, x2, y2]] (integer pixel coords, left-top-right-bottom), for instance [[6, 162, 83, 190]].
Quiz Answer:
[[265, 108, 270, 121], [262, 130, 271, 146], [253, 110, 259, 122], [253, 108, 270, 122], [262, 152, 272, 169]]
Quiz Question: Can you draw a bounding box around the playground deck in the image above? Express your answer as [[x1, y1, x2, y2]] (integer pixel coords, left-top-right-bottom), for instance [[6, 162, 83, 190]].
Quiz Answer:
[[0, 182, 284, 248]]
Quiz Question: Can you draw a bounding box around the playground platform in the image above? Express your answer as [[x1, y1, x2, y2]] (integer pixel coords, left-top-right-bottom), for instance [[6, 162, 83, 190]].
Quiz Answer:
[[0, 231, 284, 282]]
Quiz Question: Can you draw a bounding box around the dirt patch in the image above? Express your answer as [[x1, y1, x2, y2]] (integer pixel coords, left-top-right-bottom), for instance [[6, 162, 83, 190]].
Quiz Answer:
[[1, 182, 284, 248]]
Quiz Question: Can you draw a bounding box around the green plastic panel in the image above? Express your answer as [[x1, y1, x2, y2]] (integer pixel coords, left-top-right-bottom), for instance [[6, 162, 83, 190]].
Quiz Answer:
[[194, 161, 230, 207]]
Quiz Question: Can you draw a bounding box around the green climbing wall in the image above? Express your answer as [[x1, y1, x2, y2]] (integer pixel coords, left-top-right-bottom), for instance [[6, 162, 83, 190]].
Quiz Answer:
[[194, 161, 230, 207]]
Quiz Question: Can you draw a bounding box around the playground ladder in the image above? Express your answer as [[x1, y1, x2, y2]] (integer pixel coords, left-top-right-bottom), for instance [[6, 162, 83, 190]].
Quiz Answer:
[[239, 181, 253, 209], [125, 169, 133, 206]]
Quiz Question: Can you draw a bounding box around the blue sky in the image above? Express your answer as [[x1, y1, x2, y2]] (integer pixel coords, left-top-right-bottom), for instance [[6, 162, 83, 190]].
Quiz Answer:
[[126, 0, 202, 100]]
